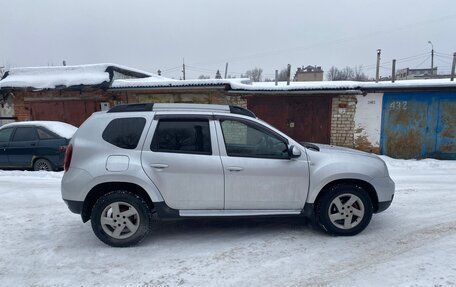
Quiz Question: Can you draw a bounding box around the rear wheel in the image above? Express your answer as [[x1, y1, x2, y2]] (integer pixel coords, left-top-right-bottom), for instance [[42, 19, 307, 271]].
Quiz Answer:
[[91, 191, 151, 247], [33, 159, 53, 171], [317, 184, 373, 236]]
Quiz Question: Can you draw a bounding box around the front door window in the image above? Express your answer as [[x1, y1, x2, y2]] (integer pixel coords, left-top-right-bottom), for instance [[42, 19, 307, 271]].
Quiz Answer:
[[220, 119, 288, 159]]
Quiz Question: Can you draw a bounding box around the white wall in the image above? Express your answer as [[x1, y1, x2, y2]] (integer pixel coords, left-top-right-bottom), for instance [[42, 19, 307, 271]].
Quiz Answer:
[[354, 93, 383, 152]]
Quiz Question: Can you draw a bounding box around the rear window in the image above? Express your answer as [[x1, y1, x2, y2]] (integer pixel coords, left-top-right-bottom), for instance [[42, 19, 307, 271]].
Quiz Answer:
[[102, 118, 146, 149]]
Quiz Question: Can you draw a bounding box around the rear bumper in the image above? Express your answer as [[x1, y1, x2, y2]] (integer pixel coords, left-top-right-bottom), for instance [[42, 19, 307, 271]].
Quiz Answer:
[[377, 195, 394, 213], [64, 199, 83, 214]]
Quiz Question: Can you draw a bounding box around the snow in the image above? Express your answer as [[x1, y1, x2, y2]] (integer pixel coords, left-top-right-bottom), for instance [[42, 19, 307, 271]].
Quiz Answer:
[[111, 77, 250, 89], [1, 121, 77, 139], [0, 157, 455, 286], [110, 76, 456, 91], [0, 63, 155, 90]]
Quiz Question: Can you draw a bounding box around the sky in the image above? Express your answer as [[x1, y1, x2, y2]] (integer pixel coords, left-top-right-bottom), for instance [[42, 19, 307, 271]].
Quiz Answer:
[[1, 0, 455, 80]]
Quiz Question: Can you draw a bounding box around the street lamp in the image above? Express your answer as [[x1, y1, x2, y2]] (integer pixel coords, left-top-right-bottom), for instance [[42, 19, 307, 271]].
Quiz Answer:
[[428, 41, 434, 76]]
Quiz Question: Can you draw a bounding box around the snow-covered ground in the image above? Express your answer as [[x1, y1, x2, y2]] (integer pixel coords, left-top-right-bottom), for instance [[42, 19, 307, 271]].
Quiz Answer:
[[0, 157, 455, 287]]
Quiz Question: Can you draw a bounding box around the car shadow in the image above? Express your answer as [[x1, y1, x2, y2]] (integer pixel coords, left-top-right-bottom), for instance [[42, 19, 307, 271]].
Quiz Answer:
[[141, 216, 322, 246]]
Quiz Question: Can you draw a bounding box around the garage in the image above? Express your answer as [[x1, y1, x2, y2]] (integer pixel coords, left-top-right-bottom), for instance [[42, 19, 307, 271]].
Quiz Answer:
[[247, 96, 332, 144], [28, 100, 100, 127], [381, 91, 456, 159]]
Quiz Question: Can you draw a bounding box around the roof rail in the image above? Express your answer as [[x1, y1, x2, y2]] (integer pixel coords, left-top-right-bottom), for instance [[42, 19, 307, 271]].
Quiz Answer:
[[107, 103, 154, 113], [229, 105, 256, 118], [107, 103, 256, 118]]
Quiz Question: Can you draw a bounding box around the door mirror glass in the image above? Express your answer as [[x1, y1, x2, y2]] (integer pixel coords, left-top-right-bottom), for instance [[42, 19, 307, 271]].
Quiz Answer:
[[288, 145, 301, 158]]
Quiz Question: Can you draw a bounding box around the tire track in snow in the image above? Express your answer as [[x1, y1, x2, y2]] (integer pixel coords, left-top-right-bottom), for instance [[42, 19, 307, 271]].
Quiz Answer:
[[301, 220, 456, 286]]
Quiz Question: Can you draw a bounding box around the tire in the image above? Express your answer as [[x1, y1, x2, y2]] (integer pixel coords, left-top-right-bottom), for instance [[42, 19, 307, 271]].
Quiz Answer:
[[91, 190, 151, 247], [316, 184, 373, 236], [33, 158, 53, 171]]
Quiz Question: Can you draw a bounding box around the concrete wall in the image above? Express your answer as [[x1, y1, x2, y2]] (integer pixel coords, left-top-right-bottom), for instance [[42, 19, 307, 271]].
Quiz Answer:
[[354, 93, 383, 153]]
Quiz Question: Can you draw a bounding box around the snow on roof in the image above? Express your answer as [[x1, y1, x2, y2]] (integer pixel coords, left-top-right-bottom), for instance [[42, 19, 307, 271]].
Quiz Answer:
[[1, 121, 77, 139], [111, 77, 456, 92], [111, 77, 250, 89], [0, 63, 158, 90]]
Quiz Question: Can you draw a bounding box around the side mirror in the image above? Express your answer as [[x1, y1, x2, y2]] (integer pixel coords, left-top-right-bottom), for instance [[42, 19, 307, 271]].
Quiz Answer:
[[288, 145, 301, 159]]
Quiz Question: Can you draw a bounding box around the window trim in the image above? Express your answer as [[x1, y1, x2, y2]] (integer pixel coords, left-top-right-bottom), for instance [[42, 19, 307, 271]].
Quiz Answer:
[[150, 118, 213, 156], [218, 117, 290, 160]]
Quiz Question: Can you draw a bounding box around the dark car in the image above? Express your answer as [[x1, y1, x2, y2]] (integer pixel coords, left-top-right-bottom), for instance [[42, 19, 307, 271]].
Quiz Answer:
[[0, 121, 77, 171]]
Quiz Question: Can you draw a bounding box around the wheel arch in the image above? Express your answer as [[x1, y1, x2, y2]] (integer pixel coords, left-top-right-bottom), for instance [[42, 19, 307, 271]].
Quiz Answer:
[[81, 182, 155, 223], [313, 179, 379, 213]]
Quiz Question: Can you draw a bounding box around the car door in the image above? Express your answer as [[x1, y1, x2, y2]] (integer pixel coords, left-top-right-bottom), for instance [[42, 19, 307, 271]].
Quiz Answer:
[[141, 115, 224, 210], [216, 116, 309, 210], [0, 127, 14, 166], [8, 126, 39, 168]]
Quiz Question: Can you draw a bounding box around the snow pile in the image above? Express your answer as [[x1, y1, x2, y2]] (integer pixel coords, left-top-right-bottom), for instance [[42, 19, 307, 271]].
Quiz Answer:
[[2, 121, 77, 139], [0, 63, 155, 90], [0, 157, 455, 286]]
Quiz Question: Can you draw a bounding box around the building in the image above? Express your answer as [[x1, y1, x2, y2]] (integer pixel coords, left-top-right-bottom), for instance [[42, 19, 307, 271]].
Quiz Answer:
[[1, 64, 455, 159], [0, 63, 156, 126], [396, 67, 438, 80], [293, 65, 324, 81]]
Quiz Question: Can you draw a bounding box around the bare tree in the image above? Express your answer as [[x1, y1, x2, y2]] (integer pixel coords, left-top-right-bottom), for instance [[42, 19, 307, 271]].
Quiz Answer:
[[245, 67, 263, 82], [327, 66, 368, 81], [277, 67, 289, 81]]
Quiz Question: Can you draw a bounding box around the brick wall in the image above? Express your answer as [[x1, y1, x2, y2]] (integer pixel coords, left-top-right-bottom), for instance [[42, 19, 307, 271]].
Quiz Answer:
[[120, 89, 246, 107], [330, 95, 357, 148]]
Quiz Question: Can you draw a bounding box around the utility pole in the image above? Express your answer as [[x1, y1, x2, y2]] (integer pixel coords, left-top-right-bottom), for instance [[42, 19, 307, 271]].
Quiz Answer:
[[182, 58, 186, 80], [224, 62, 229, 79], [451, 52, 456, 81], [275, 69, 278, 86], [376, 49, 381, 83], [428, 41, 434, 76], [286, 64, 291, 86], [392, 59, 396, 83]]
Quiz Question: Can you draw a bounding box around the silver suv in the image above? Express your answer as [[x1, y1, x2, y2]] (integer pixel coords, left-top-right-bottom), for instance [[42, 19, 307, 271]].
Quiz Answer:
[[61, 103, 394, 247]]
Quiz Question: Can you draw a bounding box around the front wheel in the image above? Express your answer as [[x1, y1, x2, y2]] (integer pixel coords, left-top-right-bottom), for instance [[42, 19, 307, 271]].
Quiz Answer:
[[317, 184, 373, 236], [91, 191, 151, 247]]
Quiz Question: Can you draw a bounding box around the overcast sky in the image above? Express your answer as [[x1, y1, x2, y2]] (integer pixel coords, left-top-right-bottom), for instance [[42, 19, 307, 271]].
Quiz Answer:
[[1, 0, 455, 80]]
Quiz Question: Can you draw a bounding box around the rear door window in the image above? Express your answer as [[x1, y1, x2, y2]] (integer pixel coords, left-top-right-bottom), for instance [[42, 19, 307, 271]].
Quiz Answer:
[[151, 119, 212, 155], [12, 127, 38, 141], [102, 117, 146, 149]]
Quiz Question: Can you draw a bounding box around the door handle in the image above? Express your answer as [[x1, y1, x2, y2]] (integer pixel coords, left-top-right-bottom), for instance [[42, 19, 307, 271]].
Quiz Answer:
[[227, 166, 243, 172], [150, 163, 169, 169]]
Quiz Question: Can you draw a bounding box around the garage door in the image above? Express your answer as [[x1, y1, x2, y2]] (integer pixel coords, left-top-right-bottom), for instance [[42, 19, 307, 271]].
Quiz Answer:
[[29, 100, 100, 127], [247, 96, 331, 144], [381, 92, 456, 159]]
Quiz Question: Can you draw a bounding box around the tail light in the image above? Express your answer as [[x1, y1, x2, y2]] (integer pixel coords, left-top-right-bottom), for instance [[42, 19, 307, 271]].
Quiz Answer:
[[64, 144, 73, 171]]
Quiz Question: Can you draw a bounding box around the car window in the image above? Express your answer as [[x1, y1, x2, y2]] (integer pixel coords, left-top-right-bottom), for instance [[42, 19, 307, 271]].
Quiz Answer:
[[220, 119, 288, 159], [151, 119, 211, 155], [37, 128, 58, 139], [102, 117, 146, 149], [0, 128, 14, 142], [12, 127, 38, 141]]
